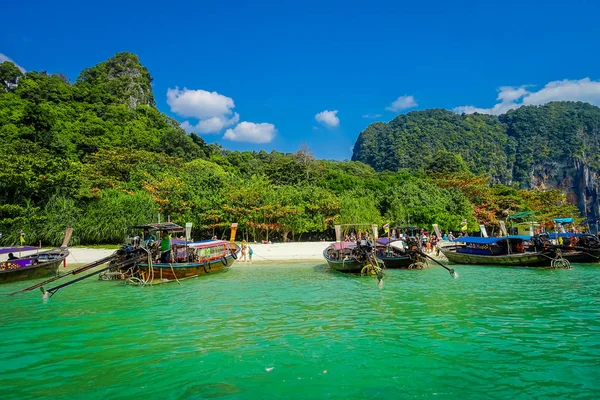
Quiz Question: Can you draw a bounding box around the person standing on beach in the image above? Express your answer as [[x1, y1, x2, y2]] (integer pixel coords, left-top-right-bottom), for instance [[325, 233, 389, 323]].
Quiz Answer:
[[241, 240, 247, 262], [249, 246, 253, 262]]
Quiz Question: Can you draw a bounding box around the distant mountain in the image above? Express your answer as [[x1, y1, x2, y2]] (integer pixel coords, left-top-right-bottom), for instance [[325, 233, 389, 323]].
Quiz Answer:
[[0, 52, 210, 161], [352, 102, 600, 218]]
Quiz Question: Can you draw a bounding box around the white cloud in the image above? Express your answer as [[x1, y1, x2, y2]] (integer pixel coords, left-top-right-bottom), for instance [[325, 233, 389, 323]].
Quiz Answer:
[[453, 102, 520, 115], [167, 87, 234, 119], [454, 78, 600, 115], [523, 78, 600, 106], [181, 113, 240, 134], [497, 85, 529, 103], [223, 121, 277, 143], [386, 95, 417, 112], [362, 113, 382, 119], [315, 110, 340, 128], [0, 53, 25, 73], [167, 87, 240, 134]]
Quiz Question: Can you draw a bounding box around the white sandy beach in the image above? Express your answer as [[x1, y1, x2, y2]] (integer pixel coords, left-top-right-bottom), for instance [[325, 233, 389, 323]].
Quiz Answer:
[[63, 242, 327, 265]]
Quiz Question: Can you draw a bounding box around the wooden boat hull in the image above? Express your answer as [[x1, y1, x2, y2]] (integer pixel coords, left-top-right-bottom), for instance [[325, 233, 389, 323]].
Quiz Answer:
[[440, 247, 552, 267], [0, 251, 68, 283], [324, 258, 365, 273], [137, 253, 235, 283], [323, 248, 365, 273], [560, 250, 600, 264], [377, 255, 413, 269]]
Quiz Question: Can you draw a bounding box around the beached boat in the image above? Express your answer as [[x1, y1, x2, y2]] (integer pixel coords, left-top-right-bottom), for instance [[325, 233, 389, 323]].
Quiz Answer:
[[0, 229, 72, 283], [0, 246, 70, 283], [98, 223, 241, 285], [324, 223, 383, 275], [549, 232, 600, 263], [105, 239, 240, 284], [323, 241, 366, 273], [374, 238, 415, 269], [439, 235, 570, 268], [325, 234, 457, 279], [12, 223, 240, 298]]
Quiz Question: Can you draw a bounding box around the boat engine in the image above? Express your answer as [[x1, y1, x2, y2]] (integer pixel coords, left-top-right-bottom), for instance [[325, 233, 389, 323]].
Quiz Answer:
[[532, 233, 552, 250], [577, 234, 600, 249], [124, 235, 142, 248]]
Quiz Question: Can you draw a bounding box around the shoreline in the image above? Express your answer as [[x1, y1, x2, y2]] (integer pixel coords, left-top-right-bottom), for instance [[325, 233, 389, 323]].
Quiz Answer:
[[62, 241, 447, 265], [63, 242, 328, 265]]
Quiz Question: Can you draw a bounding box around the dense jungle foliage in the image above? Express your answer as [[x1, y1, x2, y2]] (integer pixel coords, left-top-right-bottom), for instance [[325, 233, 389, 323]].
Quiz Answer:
[[0, 54, 581, 246], [352, 103, 600, 188]]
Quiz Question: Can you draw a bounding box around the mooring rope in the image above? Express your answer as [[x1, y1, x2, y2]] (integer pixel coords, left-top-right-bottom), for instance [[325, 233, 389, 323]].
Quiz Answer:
[[169, 263, 181, 285]]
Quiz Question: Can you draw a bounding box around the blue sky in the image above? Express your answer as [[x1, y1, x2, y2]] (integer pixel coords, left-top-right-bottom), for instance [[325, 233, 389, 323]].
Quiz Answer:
[[2, 0, 600, 159]]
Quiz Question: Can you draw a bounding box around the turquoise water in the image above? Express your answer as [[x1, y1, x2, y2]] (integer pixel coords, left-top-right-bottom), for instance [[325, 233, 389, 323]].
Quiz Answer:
[[1, 262, 599, 399]]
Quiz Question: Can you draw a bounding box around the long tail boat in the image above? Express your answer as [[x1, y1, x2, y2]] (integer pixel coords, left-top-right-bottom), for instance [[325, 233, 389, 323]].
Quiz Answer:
[[323, 241, 366, 273], [324, 229, 457, 280], [0, 228, 72, 283], [439, 235, 571, 268], [323, 224, 385, 281], [97, 223, 241, 285], [12, 223, 240, 299], [549, 232, 600, 263], [100, 239, 240, 285], [374, 238, 417, 269]]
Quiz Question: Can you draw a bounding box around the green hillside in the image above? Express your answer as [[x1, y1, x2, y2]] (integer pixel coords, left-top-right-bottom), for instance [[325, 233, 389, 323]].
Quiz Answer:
[[352, 102, 600, 188], [0, 54, 583, 246], [352, 109, 511, 181]]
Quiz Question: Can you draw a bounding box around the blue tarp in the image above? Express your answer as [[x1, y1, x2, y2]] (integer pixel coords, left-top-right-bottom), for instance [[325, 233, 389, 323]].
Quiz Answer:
[[452, 235, 532, 245], [548, 233, 579, 239], [0, 246, 39, 255], [553, 218, 574, 224]]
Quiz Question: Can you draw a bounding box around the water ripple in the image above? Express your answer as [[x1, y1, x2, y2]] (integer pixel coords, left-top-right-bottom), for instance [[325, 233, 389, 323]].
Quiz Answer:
[[0, 263, 599, 399]]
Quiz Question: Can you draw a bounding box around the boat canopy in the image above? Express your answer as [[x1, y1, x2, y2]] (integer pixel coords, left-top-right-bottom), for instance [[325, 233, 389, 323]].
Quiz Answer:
[[548, 232, 579, 239], [188, 240, 230, 249], [452, 235, 531, 245], [131, 223, 184, 232], [377, 238, 406, 245], [330, 242, 357, 250], [553, 218, 574, 224], [0, 246, 39, 255]]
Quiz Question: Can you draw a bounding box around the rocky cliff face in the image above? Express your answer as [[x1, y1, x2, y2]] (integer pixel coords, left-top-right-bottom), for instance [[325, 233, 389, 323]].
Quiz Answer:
[[76, 52, 154, 109], [530, 159, 599, 222], [105, 54, 154, 108]]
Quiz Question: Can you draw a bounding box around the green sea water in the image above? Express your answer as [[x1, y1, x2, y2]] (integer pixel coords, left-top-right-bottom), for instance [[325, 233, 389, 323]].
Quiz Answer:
[[1, 262, 599, 399]]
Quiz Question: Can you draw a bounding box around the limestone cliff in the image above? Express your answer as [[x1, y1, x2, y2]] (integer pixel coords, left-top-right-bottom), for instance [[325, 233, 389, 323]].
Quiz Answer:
[[76, 52, 155, 108]]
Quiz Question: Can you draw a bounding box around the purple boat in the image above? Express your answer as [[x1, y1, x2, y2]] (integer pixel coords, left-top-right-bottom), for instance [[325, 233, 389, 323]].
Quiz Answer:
[[0, 229, 72, 283]]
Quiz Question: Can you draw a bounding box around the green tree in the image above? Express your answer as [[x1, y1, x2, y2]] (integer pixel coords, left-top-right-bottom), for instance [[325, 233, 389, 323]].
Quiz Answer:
[[0, 61, 23, 92], [427, 150, 469, 174]]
